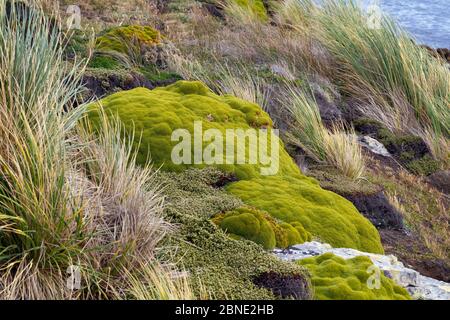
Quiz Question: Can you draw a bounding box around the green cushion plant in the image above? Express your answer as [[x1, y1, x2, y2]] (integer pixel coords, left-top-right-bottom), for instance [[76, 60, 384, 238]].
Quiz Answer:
[[231, 0, 268, 21], [88, 80, 384, 254], [213, 206, 312, 249], [95, 25, 161, 54], [297, 253, 411, 300]]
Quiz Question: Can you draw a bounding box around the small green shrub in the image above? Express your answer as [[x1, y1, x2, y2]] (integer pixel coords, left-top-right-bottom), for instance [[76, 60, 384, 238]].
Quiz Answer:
[[213, 206, 311, 249], [405, 155, 440, 176], [298, 253, 411, 300], [139, 65, 183, 84], [64, 29, 90, 59]]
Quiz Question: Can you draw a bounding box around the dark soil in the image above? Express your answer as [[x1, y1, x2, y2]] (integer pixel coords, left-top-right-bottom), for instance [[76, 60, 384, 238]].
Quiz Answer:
[[253, 271, 311, 300], [380, 229, 450, 283], [308, 166, 404, 230]]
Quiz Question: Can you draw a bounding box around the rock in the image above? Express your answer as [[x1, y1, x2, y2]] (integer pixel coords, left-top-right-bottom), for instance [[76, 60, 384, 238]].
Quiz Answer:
[[354, 118, 440, 175], [421, 45, 450, 64], [309, 78, 343, 126], [358, 136, 391, 157], [436, 48, 450, 63], [81, 67, 182, 103], [274, 241, 450, 300], [427, 170, 450, 194], [380, 229, 450, 283]]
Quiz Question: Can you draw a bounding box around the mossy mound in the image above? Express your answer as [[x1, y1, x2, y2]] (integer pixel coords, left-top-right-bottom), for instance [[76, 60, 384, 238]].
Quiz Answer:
[[95, 25, 161, 54], [88, 80, 299, 180], [89, 80, 383, 254], [158, 168, 311, 299], [213, 206, 311, 249], [226, 175, 384, 253], [230, 0, 268, 20], [298, 253, 411, 300]]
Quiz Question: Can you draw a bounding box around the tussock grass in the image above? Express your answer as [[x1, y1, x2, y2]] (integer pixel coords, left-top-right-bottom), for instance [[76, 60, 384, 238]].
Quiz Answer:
[[284, 87, 365, 180], [0, 0, 195, 300], [270, 0, 449, 167], [120, 263, 210, 300], [312, 0, 450, 165], [167, 50, 270, 110]]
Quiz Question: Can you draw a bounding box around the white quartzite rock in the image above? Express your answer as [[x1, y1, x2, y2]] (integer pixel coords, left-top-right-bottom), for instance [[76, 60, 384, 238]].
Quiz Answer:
[[274, 241, 450, 300], [358, 136, 391, 157]]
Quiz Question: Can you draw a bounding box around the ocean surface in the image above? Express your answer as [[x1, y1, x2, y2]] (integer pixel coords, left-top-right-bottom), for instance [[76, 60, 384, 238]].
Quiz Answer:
[[378, 0, 449, 48]]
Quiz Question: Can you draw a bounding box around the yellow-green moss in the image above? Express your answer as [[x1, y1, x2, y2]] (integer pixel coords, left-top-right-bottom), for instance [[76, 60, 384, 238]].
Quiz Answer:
[[231, 0, 268, 20], [213, 206, 311, 249], [298, 253, 411, 300], [95, 25, 161, 54], [88, 80, 383, 254], [87, 80, 299, 180], [226, 175, 384, 253]]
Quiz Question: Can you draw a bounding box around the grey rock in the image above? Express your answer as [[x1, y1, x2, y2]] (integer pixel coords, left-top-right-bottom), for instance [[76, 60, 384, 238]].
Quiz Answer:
[[358, 135, 391, 157]]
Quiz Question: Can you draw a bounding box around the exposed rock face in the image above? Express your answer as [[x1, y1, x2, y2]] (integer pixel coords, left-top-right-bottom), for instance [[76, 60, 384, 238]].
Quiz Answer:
[[309, 168, 404, 230], [354, 118, 440, 176], [314, 90, 343, 126], [274, 241, 450, 300], [81, 68, 182, 102], [427, 170, 450, 194]]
